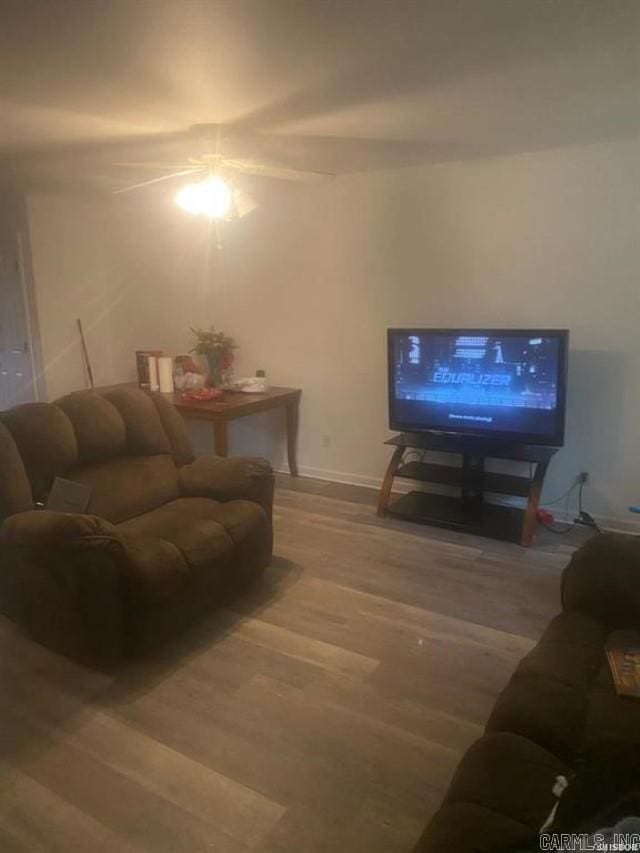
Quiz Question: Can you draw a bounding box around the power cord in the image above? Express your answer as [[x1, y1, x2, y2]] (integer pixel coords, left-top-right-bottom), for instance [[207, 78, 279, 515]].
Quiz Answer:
[[575, 483, 604, 534], [540, 478, 603, 536], [540, 481, 583, 535], [541, 479, 581, 508]]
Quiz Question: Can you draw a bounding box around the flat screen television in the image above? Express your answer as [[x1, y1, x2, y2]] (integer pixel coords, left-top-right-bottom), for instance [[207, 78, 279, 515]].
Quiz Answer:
[[388, 328, 569, 446]]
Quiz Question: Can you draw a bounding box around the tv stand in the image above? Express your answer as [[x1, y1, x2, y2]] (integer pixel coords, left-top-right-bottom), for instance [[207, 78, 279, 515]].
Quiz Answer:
[[377, 432, 558, 546]]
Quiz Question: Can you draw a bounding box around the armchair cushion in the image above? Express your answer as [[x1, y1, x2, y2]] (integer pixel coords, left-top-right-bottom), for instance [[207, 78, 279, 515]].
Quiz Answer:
[[66, 454, 180, 523], [56, 392, 127, 463], [103, 387, 171, 456], [146, 391, 194, 466], [0, 422, 33, 521], [118, 536, 191, 606], [1, 403, 78, 500], [118, 498, 235, 570], [117, 496, 263, 595], [204, 500, 266, 544]]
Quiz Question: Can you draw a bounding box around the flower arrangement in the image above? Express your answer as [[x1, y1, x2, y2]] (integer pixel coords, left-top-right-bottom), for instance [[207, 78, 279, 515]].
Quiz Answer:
[[189, 326, 236, 387]]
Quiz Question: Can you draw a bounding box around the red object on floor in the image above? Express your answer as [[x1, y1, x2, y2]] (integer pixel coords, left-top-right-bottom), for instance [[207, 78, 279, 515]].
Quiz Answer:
[[537, 508, 554, 526]]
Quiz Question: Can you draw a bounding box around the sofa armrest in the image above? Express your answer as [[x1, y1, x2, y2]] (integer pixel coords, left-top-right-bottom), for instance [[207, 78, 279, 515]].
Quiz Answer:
[[179, 456, 274, 519], [561, 532, 640, 628], [0, 510, 119, 546], [0, 511, 127, 668]]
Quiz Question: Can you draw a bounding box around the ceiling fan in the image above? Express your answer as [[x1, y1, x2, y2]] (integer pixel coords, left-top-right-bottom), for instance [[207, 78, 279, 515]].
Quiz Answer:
[[112, 124, 334, 220]]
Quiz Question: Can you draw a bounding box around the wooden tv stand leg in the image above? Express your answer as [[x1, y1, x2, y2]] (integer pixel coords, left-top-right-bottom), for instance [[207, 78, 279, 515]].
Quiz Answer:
[[521, 460, 549, 547], [377, 445, 404, 517]]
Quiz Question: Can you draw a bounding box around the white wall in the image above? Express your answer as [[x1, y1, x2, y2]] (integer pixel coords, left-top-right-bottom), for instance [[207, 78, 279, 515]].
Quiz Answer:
[[26, 194, 121, 399], [24, 137, 640, 526], [220, 138, 640, 527], [26, 190, 228, 394]]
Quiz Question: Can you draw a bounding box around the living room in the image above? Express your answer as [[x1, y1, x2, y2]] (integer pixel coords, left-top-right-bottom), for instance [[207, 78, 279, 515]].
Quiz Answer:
[[1, 2, 639, 851]]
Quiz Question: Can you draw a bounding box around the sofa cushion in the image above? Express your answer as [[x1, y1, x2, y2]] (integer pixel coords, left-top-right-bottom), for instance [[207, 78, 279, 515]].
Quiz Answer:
[[415, 734, 564, 852], [202, 500, 267, 544], [445, 732, 565, 829], [0, 421, 32, 520], [68, 454, 180, 523], [119, 536, 190, 606], [168, 520, 233, 574], [0, 403, 78, 500], [147, 391, 194, 466], [583, 656, 640, 762], [485, 612, 607, 759], [103, 387, 170, 456], [56, 391, 127, 462], [486, 670, 586, 761], [414, 801, 533, 853], [118, 497, 240, 560], [515, 612, 606, 690], [117, 496, 264, 548], [562, 533, 640, 630], [117, 497, 236, 603]]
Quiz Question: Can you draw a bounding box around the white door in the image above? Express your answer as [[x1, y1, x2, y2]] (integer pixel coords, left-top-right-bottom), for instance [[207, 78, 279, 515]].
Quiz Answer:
[[0, 239, 36, 409]]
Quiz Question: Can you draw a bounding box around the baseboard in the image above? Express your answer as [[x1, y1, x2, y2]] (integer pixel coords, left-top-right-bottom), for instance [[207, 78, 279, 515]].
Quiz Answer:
[[277, 464, 640, 534], [544, 507, 640, 535], [276, 464, 412, 495]]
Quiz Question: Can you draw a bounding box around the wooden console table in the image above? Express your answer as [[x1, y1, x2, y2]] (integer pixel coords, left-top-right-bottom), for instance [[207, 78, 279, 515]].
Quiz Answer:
[[378, 432, 558, 546], [166, 386, 302, 475]]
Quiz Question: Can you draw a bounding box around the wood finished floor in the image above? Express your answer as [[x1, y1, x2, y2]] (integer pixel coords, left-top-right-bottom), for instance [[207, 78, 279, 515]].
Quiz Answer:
[[0, 475, 591, 852]]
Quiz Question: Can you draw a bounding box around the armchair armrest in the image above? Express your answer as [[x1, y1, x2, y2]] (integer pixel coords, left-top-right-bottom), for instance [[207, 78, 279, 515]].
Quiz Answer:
[[0, 510, 119, 547], [561, 532, 640, 629], [0, 510, 126, 668], [179, 456, 274, 519]]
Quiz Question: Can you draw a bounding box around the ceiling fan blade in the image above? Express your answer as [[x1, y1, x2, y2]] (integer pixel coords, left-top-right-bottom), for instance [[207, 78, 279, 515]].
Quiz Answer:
[[233, 188, 258, 219], [113, 162, 203, 170], [222, 159, 334, 183], [112, 168, 205, 195]]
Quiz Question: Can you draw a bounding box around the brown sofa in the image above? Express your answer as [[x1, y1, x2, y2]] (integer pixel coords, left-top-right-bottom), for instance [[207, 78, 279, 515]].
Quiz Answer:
[[414, 532, 640, 852], [0, 387, 274, 668]]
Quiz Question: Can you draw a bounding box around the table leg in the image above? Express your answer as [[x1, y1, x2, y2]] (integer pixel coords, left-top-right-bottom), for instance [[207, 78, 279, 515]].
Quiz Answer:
[[285, 399, 299, 476], [213, 420, 228, 457]]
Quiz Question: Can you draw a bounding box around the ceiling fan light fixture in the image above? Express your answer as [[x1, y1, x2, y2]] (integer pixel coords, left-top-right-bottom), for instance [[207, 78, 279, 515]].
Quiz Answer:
[[175, 175, 234, 219]]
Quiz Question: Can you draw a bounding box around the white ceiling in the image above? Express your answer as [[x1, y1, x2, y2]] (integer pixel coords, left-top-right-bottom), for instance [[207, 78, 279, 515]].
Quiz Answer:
[[1, 0, 639, 178]]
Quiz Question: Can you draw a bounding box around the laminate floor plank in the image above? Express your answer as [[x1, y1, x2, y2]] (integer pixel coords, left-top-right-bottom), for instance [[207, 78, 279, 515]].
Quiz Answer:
[[0, 761, 143, 853]]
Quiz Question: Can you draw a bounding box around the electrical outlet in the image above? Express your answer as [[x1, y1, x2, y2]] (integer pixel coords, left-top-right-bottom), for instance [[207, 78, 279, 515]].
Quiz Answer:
[[322, 435, 331, 448], [577, 471, 589, 485]]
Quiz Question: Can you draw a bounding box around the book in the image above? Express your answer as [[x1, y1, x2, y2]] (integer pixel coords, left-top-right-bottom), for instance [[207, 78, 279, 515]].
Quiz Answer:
[[157, 356, 174, 393], [45, 477, 92, 514], [605, 630, 640, 698], [136, 350, 163, 391]]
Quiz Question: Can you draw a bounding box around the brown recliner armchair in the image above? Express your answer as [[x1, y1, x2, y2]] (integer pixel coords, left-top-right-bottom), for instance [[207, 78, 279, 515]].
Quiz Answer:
[[0, 386, 274, 668]]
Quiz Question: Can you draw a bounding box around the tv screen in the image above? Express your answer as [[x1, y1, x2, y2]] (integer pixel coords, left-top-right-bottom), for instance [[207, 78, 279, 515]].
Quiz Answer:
[[388, 328, 569, 445]]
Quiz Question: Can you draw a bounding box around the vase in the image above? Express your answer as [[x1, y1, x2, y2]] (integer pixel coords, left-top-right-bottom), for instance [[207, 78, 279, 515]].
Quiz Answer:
[[206, 351, 223, 388]]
